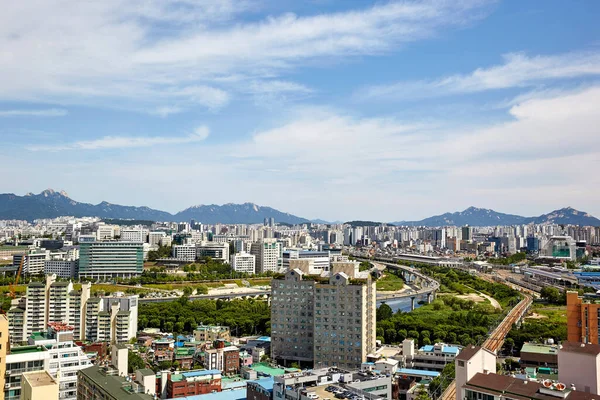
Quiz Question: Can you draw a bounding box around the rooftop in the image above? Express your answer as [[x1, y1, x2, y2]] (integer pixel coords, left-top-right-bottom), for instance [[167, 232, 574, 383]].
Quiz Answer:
[[560, 341, 600, 356], [22, 371, 57, 388], [10, 345, 48, 355], [174, 389, 246, 400], [521, 343, 559, 355], [396, 368, 440, 378], [250, 362, 287, 377], [248, 376, 274, 392], [79, 366, 153, 400]]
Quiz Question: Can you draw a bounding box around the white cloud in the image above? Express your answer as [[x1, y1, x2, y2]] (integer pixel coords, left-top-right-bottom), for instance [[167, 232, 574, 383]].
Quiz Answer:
[[152, 106, 184, 118], [0, 108, 68, 117], [27, 126, 210, 151], [359, 51, 600, 100], [0, 0, 493, 110]]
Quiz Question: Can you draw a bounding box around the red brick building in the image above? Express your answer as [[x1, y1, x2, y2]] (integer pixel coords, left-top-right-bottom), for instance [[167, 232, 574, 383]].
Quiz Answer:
[[166, 369, 222, 399]]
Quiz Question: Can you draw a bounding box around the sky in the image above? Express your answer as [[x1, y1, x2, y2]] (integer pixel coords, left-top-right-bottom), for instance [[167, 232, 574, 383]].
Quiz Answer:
[[1, 0, 600, 222]]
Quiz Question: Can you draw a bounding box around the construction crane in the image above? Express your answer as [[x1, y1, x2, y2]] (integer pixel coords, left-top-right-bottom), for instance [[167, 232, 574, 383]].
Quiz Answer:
[[9, 256, 25, 299]]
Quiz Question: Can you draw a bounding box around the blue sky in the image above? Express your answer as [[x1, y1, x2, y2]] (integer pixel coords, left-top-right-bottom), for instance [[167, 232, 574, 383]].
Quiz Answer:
[[1, 0, 600, 221]]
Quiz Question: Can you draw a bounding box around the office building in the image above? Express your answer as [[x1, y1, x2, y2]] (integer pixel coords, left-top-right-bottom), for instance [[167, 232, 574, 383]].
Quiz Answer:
[[567, 291, 600, 344], [79, 241, 144, 280], [541, 236, 577, 260], [231, 252, 256, 274], [28, 322, 92, 400], [44, 259, 78, 278], [461, 226, 472, 241], [251, 239, 280, 273], [148, 232, 166, 247], [20, 371, 59, 400], [120, 229, 147, 243], [13, 252, 48, 275], [172, 245, 197, 262], [270, 261, 376, 369], [281, 250, 330, 272], [197, 242, 229, 262]]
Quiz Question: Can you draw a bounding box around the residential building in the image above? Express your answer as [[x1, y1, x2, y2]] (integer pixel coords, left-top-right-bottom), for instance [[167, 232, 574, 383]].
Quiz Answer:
[[558, 341, 600, 395], [567, 291, 600, 344], [251, 239, 280, 273], [197, 242, 229, 262], [454, 346, 497, 400], [85, 297, 138, 344], [77, 366, 154, 400], [25, 282, 46, 340], [193, 325, 231, 343], [0, 315, 7, 400], [44, 259, 79, 279], [246, 377, 274, 400], [231, 252, 256, 274], [28, 322, 92, 400], [101, 295, 139, 340], [270, 261, 376, 369], [204, 342, 240, 375], [165, 370, 222, 399], [20, 371, 59, 400], [402, 340, 461, 372], [4, 345, 50, 400], [7, 308, 25, 345], [172, 245, 197, 262], [79, 241, 143, 280]]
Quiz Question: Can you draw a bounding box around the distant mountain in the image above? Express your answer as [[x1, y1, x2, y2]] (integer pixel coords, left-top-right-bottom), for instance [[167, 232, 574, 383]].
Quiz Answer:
[[392, 206, 600, 227], [174, 203, 309, 225], [0, 190, 309, 224], [529, 207, 600, 226]]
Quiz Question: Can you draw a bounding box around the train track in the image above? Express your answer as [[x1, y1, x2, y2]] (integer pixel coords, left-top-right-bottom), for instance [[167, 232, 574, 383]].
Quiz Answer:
[[439, 287, 533, 399]]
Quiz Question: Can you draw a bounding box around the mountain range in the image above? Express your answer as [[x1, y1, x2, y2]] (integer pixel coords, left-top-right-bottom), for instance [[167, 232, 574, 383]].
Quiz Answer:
[[0, 190, 310, 224], [391, 206, 600, 227], [0, 190, 598, 226]]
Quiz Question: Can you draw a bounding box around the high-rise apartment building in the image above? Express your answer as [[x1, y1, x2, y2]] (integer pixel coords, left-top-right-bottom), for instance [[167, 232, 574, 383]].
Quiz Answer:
[[231, 252, 256, 274], [85, 295, 138, 344], [79, 241, 143, 280], [251, 239, 280, 273], [567, 291, 600, 344], [0, 315, 7, 400], [271, 261, 376, 369]]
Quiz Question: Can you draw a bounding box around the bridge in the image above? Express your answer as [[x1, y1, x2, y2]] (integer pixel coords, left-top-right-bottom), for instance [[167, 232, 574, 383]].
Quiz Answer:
[[351, 254, 441, 310]]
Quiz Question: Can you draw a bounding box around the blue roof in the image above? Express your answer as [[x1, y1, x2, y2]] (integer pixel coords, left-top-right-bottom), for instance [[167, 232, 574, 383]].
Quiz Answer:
[[256, 336, 271, 342], [397, 368, 440, 378], [248, 377, 274, 392], [182, 369, 222, 378], [418, 345, 460, 355], [420, 345, 434, 352], [173, 389, 246, 400]]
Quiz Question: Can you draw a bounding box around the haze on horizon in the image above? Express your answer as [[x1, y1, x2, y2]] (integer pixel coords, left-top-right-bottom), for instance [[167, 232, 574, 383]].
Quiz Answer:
[[1, 0, 599, 221]]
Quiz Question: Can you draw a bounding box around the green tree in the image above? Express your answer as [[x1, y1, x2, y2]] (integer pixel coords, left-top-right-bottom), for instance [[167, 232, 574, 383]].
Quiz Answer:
[[128, 351, 145, 373], [540, 287, 562, 304], [182, 286, 193, 297], [377, 303, 393, 321], [385, 328, 397, 343]]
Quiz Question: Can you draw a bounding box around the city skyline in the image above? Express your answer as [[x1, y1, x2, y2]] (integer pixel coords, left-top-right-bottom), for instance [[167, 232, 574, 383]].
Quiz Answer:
[[2, 1, 600, 221]]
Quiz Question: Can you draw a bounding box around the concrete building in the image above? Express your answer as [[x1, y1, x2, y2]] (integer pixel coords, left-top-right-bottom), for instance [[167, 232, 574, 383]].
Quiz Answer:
[[567, 291, 600, 344], [204, 343, 240, 375], [79, 241, 143, 280], [85, 295, 139, 343], [165, 370, 222, 399], [519, 342, 559, 368], [44, 259, 78, 278], [402, 341, 461, 372], [231, 252, 256, 274], [4, 345, 50, 400], [28, 322, 92, 400], [251, 239, 280, 273], [20, 371, 59, 400], [541, 236, 577, 260], [193, 325, 231, 343], [246, 377, 274, 400], [13, 252, 48, 276], [197, 242, 229, 262], [558, 341, 600, 395], [148, 232, 166, 248], [77, 366, 154, 400], [172, 245, 197, 262], [120, 229, 147, 243], [0, 315, 7, 400], [281, 251, 330, 272], [454, 346, 497, 400], [271, 261, 376, 369]]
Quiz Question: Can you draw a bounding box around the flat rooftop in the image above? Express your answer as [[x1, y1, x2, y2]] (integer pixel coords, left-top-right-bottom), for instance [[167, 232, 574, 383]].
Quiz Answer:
[[22, 371, 57, 387], [10, 345, 48, 355], [79, 366, 152, 400], [521, 343, 559, 355]]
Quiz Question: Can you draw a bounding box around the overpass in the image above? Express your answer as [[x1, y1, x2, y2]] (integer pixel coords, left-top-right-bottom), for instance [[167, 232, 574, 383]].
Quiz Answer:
[[351, 254, 441, 310]]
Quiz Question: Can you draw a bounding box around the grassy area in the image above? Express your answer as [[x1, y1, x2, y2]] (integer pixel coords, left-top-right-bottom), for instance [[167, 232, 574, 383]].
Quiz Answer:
[[139, 278, 272, 291], [505, 303, 567, 355], [376, 273, 404, 291]]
